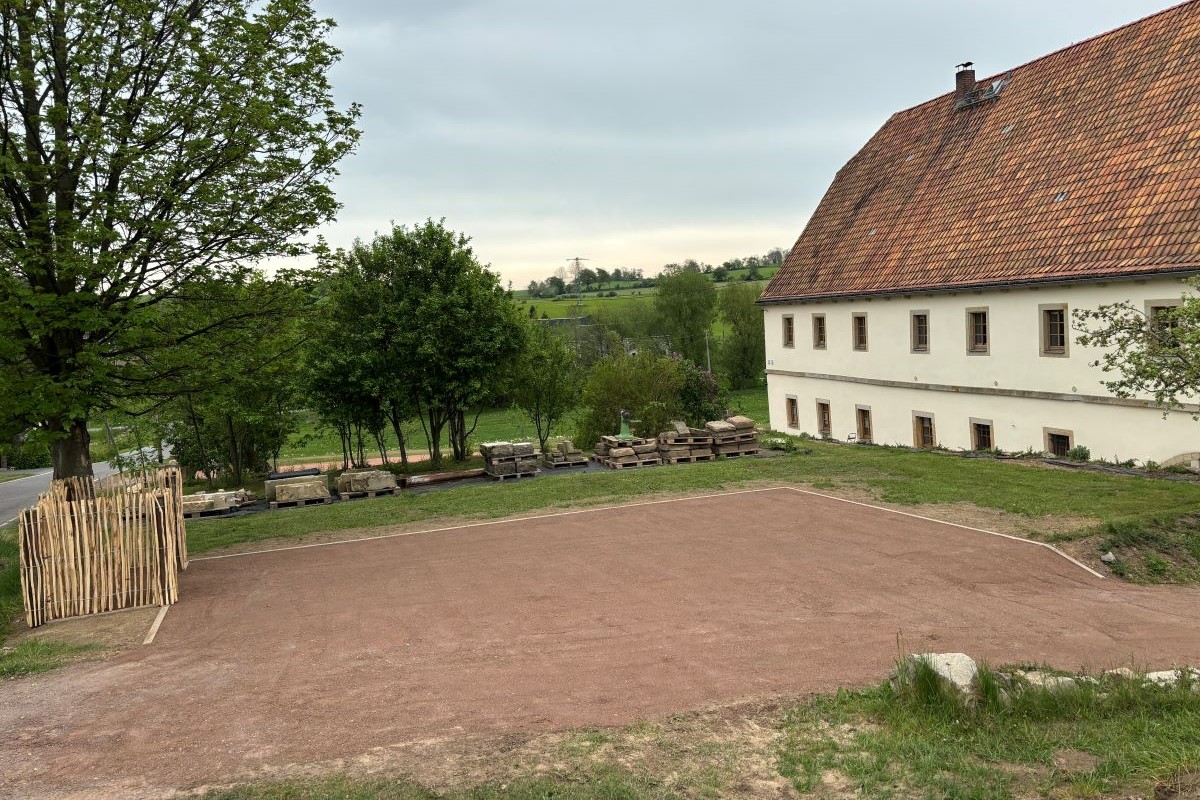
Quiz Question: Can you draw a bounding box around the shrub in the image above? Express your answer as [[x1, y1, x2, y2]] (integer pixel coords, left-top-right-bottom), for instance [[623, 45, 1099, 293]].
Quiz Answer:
[[575, 351, 685, 446], [1, 443, 52, 470], [1066, 445, 1091, 462]]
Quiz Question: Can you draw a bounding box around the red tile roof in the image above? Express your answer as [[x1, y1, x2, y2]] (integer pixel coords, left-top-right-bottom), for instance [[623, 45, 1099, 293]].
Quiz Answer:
[[761, 1, 1200, 303]]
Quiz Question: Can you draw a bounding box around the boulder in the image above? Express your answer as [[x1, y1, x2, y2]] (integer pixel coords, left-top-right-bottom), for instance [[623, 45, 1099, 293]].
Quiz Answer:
[[894, 653, 978, 694], [1145, 668, 1200, 687]]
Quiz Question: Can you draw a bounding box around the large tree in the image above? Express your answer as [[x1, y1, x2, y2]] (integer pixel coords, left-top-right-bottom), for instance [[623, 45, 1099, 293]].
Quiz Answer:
[[335, 221, 526, 468], [654, 266, 717, 367], [512, 322, 582, 453], [717, 282, 766, 389], [0, 0, 359, 478]]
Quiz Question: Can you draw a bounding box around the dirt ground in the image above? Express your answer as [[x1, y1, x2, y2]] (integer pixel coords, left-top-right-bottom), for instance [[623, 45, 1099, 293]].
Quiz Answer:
[[3, 486, 1200, 800]]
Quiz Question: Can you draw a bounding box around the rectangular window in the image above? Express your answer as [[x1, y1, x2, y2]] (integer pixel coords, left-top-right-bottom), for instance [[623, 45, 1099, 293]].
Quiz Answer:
[[816, 401, 832, 437], [786, 397, 799, 429], [1041, 304, 1068, 356], [966, 308, 989, 353], [782, 315, 795, 348], [856, 407, 873, 443], [852, 313, 868, 351], [812, 314, 827, 349], [1148, 303, 1181, 349], [1045, 430, 1073, 458], [972, 422, 993, 451], [911, 311, 929, 353], [913, 413, 935, 449]]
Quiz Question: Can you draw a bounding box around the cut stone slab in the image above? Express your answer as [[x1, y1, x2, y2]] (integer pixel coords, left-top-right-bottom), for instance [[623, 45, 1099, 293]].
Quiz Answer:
[[512, 442, 536, 457], [275, 479, 330, 503], [336, 470, 397, 494], [673, 420, 691, 435], [632, 443, 658, 455], [705, 420, 736, 434], [479, 442, 514, 459], [726, 415, 755, 430], [265, 475, 329, 502], [608, 447, 636, 459]]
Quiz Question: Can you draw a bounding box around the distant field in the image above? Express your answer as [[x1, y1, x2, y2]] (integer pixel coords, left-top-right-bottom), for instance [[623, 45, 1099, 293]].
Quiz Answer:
[[518, 278, 772, 321]]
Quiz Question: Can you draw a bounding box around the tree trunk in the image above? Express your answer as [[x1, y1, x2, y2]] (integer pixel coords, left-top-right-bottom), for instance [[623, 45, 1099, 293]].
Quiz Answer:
[[386, 399, 410, 471], [51, 418, 93, 480], [226, 414, 242, 485]]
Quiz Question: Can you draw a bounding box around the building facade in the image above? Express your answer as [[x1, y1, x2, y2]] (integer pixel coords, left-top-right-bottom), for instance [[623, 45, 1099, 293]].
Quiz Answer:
[[760, 4, 1200, 466]]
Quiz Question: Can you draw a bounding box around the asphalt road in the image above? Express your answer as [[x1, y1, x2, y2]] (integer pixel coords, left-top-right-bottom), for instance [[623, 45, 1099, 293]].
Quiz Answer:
[[0, 458, 127, 526]]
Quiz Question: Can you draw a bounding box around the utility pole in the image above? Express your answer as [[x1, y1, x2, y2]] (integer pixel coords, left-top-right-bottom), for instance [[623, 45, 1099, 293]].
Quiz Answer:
[[704, 330, 712, 374], [566, 256, 590, 318]]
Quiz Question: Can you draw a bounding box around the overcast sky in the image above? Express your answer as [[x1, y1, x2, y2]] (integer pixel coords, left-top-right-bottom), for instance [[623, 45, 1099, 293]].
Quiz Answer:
[[305, 0, 1177, 286]]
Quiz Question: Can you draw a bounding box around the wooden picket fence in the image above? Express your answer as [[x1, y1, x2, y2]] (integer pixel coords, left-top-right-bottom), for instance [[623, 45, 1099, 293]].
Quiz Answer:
[[17, 467, 188, 628]]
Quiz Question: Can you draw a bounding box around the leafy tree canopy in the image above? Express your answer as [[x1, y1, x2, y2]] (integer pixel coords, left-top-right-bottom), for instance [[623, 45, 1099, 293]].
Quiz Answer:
[[0, 0, 360, 477]]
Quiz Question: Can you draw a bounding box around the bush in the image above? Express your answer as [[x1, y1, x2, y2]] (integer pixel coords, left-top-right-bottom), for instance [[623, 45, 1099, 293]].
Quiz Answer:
[[1066, 445, 1091, 462], [1, 444, 52, 470], [576, 351, 685, 447]]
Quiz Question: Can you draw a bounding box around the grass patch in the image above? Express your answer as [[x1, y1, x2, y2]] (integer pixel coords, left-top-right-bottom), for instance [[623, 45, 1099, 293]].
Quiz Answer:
[[186, 441, 1200, 557], [201, 769, 679, 800], [777, 669, 1200, 798], [1046, 512, 1200, 584], [0, 638, 101, 677], [0, 525, 22, 640], [0, 473, 28, 484]]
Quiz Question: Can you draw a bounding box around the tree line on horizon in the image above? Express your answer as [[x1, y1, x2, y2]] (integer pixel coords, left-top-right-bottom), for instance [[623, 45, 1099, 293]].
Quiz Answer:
[[524, 249, 787, 298]]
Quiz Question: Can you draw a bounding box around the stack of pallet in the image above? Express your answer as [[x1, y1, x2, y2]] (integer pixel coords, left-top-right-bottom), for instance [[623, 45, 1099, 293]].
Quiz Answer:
[[657, 421, 715, 464], [182, 489, 257, 519], [543, 438, 588, 469], [707, 416, 760, 458], [592, 435, 661, 469], [480, 441, 540, 480]]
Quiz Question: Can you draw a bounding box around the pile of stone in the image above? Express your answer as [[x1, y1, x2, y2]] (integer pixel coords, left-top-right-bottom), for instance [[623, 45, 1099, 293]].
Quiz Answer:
[[480, 441, 540, 480], [707, 415, 759, 458], [543, 438, 588, 469], [266, 473, 331, 510], [592, 435, 661, 469], [657, 421, 715, 464], [336, 468, 398, 499], [181, 489, 257, 519]]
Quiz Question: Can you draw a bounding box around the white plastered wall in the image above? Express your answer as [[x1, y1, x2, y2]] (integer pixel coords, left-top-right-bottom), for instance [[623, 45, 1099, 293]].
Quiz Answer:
[[764, 276, 1200, 464]]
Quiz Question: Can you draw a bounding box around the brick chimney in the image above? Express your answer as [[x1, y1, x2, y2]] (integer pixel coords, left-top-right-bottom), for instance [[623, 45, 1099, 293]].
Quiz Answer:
[[955, 63, 976, 103]]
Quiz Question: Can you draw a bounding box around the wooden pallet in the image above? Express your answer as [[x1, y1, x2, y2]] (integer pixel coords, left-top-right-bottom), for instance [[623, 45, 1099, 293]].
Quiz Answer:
[[658, 435, 713, 446], [486, 452, 538, 464], [543, 458, 589, 469], [717, 449, 760, 459], [339, 487, 398, 501], [600, 458, 661, 469], [269, 496, 332, 510], [661, 453, 716, 464], [487, 470, 540, 481]]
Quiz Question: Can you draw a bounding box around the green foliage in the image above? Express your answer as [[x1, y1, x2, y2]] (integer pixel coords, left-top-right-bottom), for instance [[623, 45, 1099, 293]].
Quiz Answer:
[[0, 0, 359, 478], [576, 350, 685, 446], [675, 357, 727, 426], [326, 221, 527, 468], [0, 441, 51, 470], [1066, 444, 1092, 462], [716, 282, 765, 389], [512, 324, 584, 452], [1075, 283, 1200, 415], [653, 268, 717, 366]]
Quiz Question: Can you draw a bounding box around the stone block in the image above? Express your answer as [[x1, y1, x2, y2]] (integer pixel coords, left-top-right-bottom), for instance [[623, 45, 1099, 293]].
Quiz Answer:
[[479, 441, 514, 459], [705, 420, 737, 434], [265, 475, 328, 502], [512, 442, 536, 457], [336, 470, 397, 494], [608, 447, 636, 459], [726, 415, 756, 431], [275, 479, 330, 503]]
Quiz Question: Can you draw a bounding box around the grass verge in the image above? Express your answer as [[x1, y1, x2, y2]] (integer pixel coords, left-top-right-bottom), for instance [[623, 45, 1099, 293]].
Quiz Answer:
[[0, 639, 101, 678], [186, 442, 1200, 559], [778, 668, 1200, 799]]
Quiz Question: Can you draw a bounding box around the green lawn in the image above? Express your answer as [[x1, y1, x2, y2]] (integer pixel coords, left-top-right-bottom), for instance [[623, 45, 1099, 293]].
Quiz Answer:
[[0, 473, 27, 484], [187, 441, 1200, 557]]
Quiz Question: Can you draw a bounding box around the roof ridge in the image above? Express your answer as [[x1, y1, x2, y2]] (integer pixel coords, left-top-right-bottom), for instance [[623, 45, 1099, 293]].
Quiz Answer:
[[889, 0, 1197, 118]]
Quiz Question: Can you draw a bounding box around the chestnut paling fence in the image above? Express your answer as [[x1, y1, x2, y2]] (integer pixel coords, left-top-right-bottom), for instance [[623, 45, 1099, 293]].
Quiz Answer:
[[17, 467, 188, 628]]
